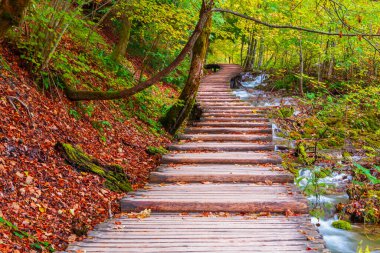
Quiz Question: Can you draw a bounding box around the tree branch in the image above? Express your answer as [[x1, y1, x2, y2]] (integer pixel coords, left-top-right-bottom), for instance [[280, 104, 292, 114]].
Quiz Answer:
[[65, 5, 213, 101], [213, 8, 380, 37]]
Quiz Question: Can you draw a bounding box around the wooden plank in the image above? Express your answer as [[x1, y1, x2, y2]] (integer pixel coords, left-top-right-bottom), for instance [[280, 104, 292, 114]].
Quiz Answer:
[[162, 152, 281, 164], [184, 127, 272, 134], [168, 141, 275, 151], [178, 134, 272, 142], [193, 122, 271, 127], [201, 112, 266, 116], [149, 171, 293, 183]]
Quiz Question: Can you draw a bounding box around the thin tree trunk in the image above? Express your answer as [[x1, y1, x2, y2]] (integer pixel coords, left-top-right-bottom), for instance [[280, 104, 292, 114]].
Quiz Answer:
[[240, 34, 245, 66], [85, 0, 118, 47], [257, 37, 264, 69], [299, 36, 304, 96], [111, 14, 132, 63], [161, 1, 213, 134], [244, 31, 257, 71]]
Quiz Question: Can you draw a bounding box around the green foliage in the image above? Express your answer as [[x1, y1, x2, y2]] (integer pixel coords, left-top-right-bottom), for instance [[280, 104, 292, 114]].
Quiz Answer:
[[353, 163, 380, 185], [332, 220, 352, 230], [310, 207, 325, 219], [278, 106, 294, 118], [0, 217, 54, 252], [69, 109, 81, 120], [273, 74, 297, 91], [356, 241, 371, 253], [296, 167, 333, 198], [17, 0, 89, 70], [146, 146, 168, 155]]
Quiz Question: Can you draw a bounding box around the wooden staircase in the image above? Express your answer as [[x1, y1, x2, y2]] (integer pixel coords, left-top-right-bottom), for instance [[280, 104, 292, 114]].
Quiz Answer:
[[66, 64, 328, 253]]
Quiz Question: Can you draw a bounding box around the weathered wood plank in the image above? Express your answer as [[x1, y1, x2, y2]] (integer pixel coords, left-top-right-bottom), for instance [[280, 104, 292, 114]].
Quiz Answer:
[[178, 134, 272, 142], [162, 152, 281, 164]]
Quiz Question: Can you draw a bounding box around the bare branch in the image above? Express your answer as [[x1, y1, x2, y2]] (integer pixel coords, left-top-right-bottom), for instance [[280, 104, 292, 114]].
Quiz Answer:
[[213, 8, 380, 37], [7, 96, 33, 119]]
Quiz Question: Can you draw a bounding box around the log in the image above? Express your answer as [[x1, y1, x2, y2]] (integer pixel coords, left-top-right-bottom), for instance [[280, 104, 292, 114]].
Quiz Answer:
[[56, 142, 131, 192]]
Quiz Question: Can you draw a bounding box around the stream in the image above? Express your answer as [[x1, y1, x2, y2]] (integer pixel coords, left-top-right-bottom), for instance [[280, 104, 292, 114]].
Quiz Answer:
[[233, 72, 380, 253]]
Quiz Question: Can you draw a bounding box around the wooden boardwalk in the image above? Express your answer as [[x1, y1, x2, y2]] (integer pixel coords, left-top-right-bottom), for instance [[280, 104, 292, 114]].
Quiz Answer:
[[66, 64, 328, 252]]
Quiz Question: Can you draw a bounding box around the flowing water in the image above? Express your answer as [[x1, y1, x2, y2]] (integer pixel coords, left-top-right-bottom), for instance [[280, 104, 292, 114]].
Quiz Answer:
[[233, 72, 380, 253]]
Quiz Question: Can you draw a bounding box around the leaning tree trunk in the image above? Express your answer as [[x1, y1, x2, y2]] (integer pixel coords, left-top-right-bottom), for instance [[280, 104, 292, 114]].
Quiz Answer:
[[0, 0, 31, 38], [111, 14, 132, 63], [160, 2, 213, 134]]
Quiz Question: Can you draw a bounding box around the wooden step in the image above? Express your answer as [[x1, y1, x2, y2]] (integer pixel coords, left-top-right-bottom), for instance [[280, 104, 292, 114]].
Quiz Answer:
[[193, 122, 271, 128], [150, 164, 293, 183], [169, 142, 274, 151], [184, 127, 272, 134], [179, 134, 272, 142], [162, 152, 281, 164], [205, 105, 255, 111], [198, 91, 232, 94], [197, 96, 237, 99], [199, 89, 231, 91], [199, 102, 251, 106], [121, 183, 308, 213], [198, 116, 269, 123], [197, 98, 241, 102], [202, 113, 266, 117], [203, 110, 266, 114]]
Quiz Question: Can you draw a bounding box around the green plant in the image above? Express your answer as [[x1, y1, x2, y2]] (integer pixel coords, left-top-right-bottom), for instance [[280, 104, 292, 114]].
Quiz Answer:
[[296, 167, 333, 201], [0, 217, 54, 252], [91, 120, 112, 132], [332, 220, 352, 230], [356, 241, 371, 253], [69, 109, 81, 120], [353, 163, 380, 185], [146, 146, 168, 155], [278, 106, 294, 118]]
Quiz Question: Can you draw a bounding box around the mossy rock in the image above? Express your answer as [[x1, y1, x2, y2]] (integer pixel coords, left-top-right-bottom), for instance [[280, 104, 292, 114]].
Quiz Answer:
[[332, 220, 352, 230], [56, 142, 131, 192]]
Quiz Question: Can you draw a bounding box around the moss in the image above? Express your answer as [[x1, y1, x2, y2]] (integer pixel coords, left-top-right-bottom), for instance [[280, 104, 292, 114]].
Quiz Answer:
[[332, 220, 352, 230], [160, 100, 185, 134], [56, 142, 131, 192], [146, 146, 168, 155]]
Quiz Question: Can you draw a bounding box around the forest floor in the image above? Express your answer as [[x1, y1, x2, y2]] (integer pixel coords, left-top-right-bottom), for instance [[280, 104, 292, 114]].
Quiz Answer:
[[0, 43, 176, 252]]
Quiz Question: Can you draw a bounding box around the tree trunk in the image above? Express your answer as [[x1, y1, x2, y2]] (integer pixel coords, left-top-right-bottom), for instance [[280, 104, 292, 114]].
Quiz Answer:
[[257, 37, 264, 69], [111, 14, 132, 63], [244, 31, 257, 71], [160, 1, 213, 134], [299, 36, 304, 96], [240, 34, 245, 66], [64, 1, 213, 101], [0, 0, 31, 38]]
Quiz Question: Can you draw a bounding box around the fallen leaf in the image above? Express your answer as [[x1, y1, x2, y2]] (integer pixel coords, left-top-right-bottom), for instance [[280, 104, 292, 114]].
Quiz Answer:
[[126, 209, 151, 219], [285, 209, 294, 217], [25, 176, 33, 185], [265, 180, 273, 185]]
